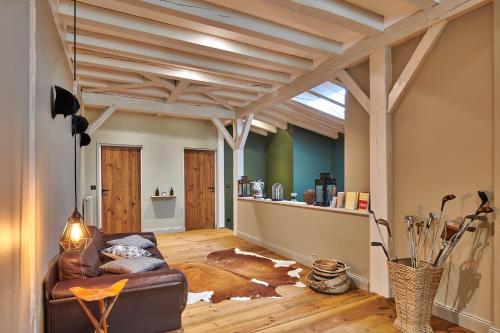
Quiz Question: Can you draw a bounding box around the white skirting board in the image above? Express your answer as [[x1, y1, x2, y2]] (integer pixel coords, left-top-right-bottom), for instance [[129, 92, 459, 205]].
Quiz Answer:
[[432, 302, 494, 333], [143, 226, 185, 234], [235, 230, 369, 291], [235, 230, 495, 333]]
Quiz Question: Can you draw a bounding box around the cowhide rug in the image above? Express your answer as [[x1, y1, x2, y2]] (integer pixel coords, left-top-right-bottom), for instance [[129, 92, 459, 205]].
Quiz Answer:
[[171, 248, 305, 304]]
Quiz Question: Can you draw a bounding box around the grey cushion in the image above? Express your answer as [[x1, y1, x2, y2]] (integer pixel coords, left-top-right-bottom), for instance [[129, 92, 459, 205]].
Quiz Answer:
[[100, 257, 165, 274], [101, 245, 152, 260], [106, 235, 155, 249]]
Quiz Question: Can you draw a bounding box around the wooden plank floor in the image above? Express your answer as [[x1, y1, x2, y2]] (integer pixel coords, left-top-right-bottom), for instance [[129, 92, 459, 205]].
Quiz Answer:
[[157, 228, 472, 333]]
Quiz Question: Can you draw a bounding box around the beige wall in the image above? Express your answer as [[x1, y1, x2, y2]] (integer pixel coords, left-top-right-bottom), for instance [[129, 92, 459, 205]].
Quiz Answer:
[[237, 199, 370, 287], [391, 5, 494, 326], [341, 4, 495, 327], [83, 111, 219, 233], [344, 61, 370, 192], [0, 0, 73, 331]]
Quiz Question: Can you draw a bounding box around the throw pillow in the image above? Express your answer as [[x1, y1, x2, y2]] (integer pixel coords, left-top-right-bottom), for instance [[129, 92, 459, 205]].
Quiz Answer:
[[58, 243, 101, 281], [101, 245, 152, 260], [100, 257, 165, 274], [106, 235, 155, 249]]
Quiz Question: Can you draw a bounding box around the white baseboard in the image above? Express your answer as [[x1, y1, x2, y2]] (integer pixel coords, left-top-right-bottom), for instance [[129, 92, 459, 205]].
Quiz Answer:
[[143, 226, 185, 234], [433, 301, 493, 333], [235, 231, 495, 332], [236, 230, 369, 291]]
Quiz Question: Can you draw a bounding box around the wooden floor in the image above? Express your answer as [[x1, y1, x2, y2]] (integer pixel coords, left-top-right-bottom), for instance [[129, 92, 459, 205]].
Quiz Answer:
[[157, 228, 472, 333]]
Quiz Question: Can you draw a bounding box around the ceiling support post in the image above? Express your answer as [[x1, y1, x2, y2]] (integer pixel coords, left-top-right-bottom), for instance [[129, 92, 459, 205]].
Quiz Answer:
[[369, 47, 392, 298]]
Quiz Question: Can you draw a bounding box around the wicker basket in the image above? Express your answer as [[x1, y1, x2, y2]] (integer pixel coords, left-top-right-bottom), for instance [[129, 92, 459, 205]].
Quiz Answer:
[[307, 271, 350, 294], [312, 258, 338, 272], [388, 259, 444, 333]]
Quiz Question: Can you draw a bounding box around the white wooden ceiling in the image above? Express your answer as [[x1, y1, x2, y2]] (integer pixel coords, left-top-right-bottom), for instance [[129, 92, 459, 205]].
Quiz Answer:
[[48, 0, 488, 138]]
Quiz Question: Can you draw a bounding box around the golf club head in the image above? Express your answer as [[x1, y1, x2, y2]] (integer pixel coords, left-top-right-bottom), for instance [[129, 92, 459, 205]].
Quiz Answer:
[[368, 209, 376, 218], [478, 191, 488, 208], [465, 214, 479, 221], [466, 226, 477, 232], [403, 215, 414, 224], [427, 212, 437, 227], [476, 206, 493, 215], [440, 194, 456, 211], [375, 218, 391, 237], [370, 241, 382, 247]]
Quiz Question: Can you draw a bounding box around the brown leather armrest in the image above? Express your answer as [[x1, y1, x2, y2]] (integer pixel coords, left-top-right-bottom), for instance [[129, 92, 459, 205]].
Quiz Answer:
[[102, 232, 157, 245], [51, 268, 186, 302]]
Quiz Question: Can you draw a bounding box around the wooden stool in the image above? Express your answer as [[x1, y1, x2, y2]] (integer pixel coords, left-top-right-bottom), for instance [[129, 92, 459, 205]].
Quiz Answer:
[[69, 279, 128, 333]]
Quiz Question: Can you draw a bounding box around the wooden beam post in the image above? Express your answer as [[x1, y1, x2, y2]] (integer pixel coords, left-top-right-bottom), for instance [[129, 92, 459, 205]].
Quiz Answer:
[[492, 1, 500, 331], [388, 21, 447, 113], [237, 114, 255, 150], [336, 69, 370, 114], [369, 47, 392, 298], [87, 105, 117, 135], [211, 117, 235, 150], [233, 119, 244, 235]]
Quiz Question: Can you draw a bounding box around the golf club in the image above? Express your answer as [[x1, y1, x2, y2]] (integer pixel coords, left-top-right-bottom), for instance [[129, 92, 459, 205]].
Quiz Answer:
[[436, 207, 493, 266], [404, 215, 416, 268], [371, 241, 390, 261], [428, 194, 456, 263], [414, 221, 424, 266], [476, 191, 488, 214], [433, 220, 459, 266], [417, 212, 436, 265], [369, 210, 392, 261], [375, 218, 398, 261]]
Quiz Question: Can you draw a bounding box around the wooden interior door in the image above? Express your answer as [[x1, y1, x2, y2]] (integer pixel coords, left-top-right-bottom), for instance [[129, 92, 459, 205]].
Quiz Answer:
[[184, 149, 216, 230], [101, 146, 141, 233]]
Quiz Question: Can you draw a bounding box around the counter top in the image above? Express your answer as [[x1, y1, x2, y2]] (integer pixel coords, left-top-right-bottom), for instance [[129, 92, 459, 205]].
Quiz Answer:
[[238, 197, 369, 217]]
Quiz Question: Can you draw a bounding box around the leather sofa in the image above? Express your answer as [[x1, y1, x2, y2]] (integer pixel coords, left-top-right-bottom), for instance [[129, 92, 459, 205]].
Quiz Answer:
[[44, 227, 188, 333]]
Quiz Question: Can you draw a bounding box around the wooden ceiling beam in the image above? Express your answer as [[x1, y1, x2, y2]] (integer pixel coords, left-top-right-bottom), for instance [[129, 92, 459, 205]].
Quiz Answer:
[[204, 92, 236, 111], [251, 119, 278, 133], [74, 52, 273, 94], [250, 126, 269, 137], [403, 0, 440, 10], [168, 80, 191, 103], [273, 105, 342, 133], [67, 32, 291, 85], [126, 0, 343, 56], [254, 114, 287, 130], [83, 92, 236, 120], [59, 0, 312, 72], [238, 0, 490, 117], [271, 0, 384, 36], [272, 107, 339, 139], [78, 66, 145, 84]]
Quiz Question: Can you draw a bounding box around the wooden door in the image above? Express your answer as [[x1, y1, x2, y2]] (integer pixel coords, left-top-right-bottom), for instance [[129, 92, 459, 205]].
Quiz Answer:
[[101, 146, 141, 233], [184, 149, 216, 230]]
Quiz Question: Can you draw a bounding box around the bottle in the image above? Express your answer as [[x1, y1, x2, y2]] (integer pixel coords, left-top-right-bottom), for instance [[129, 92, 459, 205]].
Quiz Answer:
[[155, 187, 160, 196], [170, 187, 174, 196]]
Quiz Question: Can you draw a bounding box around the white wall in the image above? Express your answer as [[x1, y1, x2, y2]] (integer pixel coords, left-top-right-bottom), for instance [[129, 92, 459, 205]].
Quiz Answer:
[[83, 110, 219, 233], [0, 0, 73, 331]]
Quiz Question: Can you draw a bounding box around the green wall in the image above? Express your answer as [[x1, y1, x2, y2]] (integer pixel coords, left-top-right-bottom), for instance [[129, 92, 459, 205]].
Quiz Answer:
[[223, 125, 344, 228], [265, 128, 294, 199], [292, 127, 344, 201], [224, 127, 267, 229]]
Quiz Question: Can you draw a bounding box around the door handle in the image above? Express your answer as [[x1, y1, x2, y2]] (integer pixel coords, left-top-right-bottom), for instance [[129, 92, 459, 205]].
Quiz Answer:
[[102, 189, 110, 196]]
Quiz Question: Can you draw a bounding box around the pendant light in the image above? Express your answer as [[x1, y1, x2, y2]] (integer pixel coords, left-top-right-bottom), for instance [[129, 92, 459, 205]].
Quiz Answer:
[[60, 0, 91, 252]]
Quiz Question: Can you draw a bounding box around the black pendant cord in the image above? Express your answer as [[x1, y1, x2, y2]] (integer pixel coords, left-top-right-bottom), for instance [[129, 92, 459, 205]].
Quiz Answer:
[[73, 0, 77, 209]]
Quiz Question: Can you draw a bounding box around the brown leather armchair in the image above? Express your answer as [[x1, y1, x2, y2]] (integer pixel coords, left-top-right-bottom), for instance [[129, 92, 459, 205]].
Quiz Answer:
[[44, 229, 188, 333]]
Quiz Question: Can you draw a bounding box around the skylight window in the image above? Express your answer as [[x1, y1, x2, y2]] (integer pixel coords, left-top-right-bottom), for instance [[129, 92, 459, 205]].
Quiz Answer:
[[292, 81, 346, 120]]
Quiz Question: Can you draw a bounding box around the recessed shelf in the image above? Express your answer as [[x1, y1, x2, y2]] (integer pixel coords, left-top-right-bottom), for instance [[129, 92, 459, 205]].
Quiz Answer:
[[151, 196, 176, 199]]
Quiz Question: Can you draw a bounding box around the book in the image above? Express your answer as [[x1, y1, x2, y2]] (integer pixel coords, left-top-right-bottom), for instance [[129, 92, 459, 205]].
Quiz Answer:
[[357, 192, 370, 211], [336, 192, 345, 208], [345, 192, 359, 210], [330, 196, 337, 208]]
